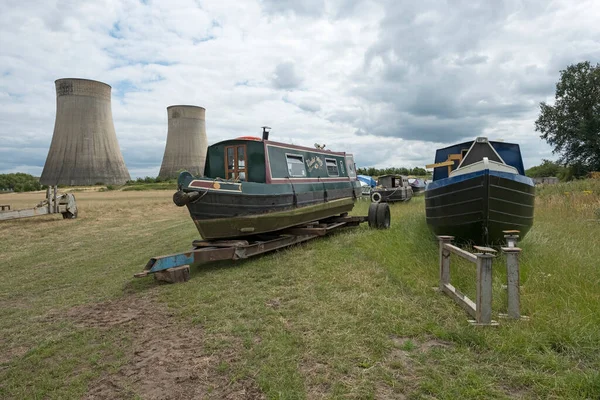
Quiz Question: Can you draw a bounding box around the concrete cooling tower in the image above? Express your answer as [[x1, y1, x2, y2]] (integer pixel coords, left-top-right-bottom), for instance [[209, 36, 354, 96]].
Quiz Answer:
[[158, 105, 208, 179], [40, 78, 130, 186]]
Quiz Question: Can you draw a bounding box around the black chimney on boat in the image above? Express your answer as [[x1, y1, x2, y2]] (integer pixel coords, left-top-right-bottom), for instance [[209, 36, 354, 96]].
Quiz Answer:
[[261, 126, 271, 141]]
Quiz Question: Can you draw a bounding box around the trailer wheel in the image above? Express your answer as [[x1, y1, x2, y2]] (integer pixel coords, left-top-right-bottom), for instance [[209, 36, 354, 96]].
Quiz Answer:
[[368, 203, 379, 228], [371, 192, 382, 203], [375, 203, 390, 229], [62, 211, 77, 219]]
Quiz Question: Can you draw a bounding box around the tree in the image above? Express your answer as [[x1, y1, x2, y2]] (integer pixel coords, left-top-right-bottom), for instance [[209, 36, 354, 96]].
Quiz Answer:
[[0, 173, 43, 192], [535, 61, 600, 176], [525, 159, 566, 179]]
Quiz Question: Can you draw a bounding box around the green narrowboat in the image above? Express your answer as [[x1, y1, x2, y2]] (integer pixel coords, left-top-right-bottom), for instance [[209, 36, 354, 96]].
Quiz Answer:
[[173, 129, 362, 240]]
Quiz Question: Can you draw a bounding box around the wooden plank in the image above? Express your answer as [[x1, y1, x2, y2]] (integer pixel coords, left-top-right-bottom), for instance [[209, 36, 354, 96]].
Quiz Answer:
[[444, 243, 478, 263], [425, 160, 454, 169], [438, 236, 453, 290], [473, 245, 497, 254], [193, 240, 249, 248], [154, 265, 190, 283], [476, 256, 494, 324], [326, 216, 367, 223], [442, 283, 477, 318], [502, 247, 522, 319], [0, 207, 51, 221], [284, 226, 327, 236]]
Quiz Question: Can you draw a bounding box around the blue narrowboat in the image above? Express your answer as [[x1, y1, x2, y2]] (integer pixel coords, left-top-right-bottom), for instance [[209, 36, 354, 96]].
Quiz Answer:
[[425, 137, 535, 244]]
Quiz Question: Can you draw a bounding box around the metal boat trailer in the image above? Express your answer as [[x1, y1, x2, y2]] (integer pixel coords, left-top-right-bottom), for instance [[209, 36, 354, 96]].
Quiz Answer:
[[135, 203, 391, 283], [0, 186, 77, 221]]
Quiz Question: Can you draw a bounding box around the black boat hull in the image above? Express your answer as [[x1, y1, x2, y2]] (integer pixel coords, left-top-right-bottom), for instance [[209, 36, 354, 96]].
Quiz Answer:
[[425, 170, 534, 244], [177, 173, 363, 239]]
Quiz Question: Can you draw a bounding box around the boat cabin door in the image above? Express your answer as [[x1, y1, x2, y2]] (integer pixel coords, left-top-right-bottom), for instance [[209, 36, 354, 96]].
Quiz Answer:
[[225, 145, 247, 181]]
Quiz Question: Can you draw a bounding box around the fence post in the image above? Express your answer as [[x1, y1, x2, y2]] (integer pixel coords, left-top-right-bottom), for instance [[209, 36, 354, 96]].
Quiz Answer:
[[503, 230, 520, 248], [500, 230, 528, 321], [53, 186, 59, 213], [475, 253, 495, 325], [46, 187, 52, 213], [438, 236, 454, 291], [501, 247, 522, 319]]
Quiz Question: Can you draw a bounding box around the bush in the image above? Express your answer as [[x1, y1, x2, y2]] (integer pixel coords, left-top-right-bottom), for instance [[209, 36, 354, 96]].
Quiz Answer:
[[0, 173, 42, 192], [124, 176, 177, 186]]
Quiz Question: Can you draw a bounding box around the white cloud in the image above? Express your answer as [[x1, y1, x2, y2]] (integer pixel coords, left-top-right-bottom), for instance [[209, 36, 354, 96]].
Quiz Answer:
[[1, 0, 599, 177]]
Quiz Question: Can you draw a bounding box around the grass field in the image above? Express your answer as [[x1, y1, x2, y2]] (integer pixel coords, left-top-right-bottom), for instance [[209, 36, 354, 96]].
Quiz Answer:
[[0, 182, 599, 399]]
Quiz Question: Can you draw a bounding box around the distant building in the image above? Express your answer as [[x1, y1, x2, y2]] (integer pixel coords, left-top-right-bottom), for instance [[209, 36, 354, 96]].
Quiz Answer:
[[532, 177, 559, 185]]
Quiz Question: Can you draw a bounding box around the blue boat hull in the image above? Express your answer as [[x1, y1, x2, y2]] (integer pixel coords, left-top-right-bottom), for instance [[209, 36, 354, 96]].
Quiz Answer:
[[425, 170, 535, 244]]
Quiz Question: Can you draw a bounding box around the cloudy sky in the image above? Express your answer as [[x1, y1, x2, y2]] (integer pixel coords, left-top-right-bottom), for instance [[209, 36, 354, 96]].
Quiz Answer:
[[1, 0, 599, 178]]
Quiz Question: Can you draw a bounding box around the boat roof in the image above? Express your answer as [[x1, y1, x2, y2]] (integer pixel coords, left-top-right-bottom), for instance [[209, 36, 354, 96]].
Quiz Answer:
[[209, 138, 348, 157], [432, 139, 525, 180]]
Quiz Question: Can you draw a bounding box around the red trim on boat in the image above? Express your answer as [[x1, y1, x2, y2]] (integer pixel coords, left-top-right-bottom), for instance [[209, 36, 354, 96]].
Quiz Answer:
[[189, 181, 214, 188], [270, 177, 351, 183]]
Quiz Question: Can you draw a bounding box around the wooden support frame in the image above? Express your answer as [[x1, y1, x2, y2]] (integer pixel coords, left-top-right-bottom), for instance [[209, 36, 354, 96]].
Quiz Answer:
[[438, 233, 529, 325], [438, 236, 499, 326], [499, 230, 529, 321], [0, 186, 76, 221]]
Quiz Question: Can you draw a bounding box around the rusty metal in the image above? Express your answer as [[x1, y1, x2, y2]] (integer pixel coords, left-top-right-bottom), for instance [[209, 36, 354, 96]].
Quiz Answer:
[[136, 218, 369, 279]]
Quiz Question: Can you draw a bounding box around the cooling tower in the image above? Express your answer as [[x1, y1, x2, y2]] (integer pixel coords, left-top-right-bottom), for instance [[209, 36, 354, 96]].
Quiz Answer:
[[40, 78, 130, 186], [158, 105, 208, 179]]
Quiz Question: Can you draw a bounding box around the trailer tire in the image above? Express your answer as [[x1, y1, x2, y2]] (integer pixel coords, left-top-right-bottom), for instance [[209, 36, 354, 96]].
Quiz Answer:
[[368, 203, 379, 228], [371, 192, 382, 203], [62, 211, 77, 219], [375, 203, 390, 229]]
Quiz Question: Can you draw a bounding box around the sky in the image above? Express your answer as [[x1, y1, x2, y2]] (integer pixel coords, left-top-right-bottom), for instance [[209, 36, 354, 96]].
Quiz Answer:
[[1, 0, 600, 178]]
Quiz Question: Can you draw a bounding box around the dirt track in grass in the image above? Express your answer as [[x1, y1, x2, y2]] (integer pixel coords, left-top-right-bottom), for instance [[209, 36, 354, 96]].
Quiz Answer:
[[63, 293, 263, 400]]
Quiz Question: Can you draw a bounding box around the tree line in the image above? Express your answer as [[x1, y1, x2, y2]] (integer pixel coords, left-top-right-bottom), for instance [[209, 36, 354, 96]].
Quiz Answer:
[[0, 173, 43, 192]]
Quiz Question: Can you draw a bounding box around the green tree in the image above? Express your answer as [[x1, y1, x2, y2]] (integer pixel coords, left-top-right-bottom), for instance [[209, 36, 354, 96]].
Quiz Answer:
[[535, 61, 600, 176], [525, 159, 567, 179], [410, 167, 427, 176], [0, 173, 42, 192]]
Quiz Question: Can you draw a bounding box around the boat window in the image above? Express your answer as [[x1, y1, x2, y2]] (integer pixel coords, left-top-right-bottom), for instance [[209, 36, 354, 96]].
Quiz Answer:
[[326, 158, 339, 176], [286, 154, 306, 177], [225, 145, 247, 180], [227, 147, 235, 170], [237, 146, 245, 168]]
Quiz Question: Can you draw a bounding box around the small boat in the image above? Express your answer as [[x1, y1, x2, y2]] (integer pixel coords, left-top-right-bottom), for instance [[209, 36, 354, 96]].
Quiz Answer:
[[173, 128, 362, 240], [424, 137, 535, 244], [370, 174, 413, 203], [408, 177, 426, 195]]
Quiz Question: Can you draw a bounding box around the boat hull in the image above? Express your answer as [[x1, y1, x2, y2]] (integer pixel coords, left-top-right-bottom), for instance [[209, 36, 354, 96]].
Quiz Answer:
[[178, 174, 362, 239], [425, 170, 534, 244], [194, 197, 355, 239], [410, 185, 425, 195]]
